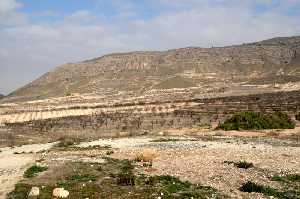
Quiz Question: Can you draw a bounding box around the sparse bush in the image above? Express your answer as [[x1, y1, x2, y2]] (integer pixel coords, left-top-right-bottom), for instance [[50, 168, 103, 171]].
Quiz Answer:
[[6, 183, 31, 199], [218, 111, 295, 131], [239, 181, 297, 199], [117, 160, 135, 186], [271, 174, 300, 182], [117, 172, 135, 186], [224, 160, 254, 169], [239, 181, 269, 193], [235, 161, 254, 169], [24, 165, 48, 178]]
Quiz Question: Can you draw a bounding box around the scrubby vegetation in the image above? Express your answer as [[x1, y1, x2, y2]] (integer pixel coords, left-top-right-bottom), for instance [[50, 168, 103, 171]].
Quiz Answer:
[[9, 158, 223, 199], [218, 112, 295, 131], [239, 181, 280, 197], [271, 174, 300, 182], [224, 161, 254, 169], [23, 165, 48, 178], [240, 181, 299, 199]]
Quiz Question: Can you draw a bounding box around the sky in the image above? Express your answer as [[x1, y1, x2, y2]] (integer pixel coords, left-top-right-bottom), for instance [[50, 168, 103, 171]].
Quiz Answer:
[[0, 0, 300, 94]]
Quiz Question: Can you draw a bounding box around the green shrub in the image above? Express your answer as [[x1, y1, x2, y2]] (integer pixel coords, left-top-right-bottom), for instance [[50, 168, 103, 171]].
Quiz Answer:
[[239, 181, 297, 199], [272, 174, 300, 182], [6, 183, 31, 199], [239, 181, 278, 196], [117, 160, 135, 186], [218, 112, 295, 131], [224, 161, 254, 169], [23, 165, 48, 178]]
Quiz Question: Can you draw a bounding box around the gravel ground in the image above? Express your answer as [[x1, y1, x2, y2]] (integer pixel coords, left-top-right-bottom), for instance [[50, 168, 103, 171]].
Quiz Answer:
[[106, 137, 300, 198], [0, 136, 299, 198]]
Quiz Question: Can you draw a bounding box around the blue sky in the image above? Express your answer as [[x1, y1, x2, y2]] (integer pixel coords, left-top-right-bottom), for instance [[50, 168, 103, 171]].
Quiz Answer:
[[1, 0, 300, 94]]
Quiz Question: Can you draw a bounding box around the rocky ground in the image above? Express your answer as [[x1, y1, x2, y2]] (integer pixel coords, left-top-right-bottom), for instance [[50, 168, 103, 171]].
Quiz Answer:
[[0, 129, 299, 199]]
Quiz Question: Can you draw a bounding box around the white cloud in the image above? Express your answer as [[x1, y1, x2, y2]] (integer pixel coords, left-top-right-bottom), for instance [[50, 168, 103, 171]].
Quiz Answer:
[[0, 0, 21, 13], [0, 0, 300, 94]]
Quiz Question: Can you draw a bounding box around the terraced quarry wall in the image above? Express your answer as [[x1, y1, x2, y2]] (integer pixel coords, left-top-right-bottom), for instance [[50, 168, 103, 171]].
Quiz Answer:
[[2, 91, 300, 136]]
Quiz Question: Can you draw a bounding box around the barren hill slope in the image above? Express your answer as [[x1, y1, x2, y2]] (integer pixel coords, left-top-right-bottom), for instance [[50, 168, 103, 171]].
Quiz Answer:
[[5, 36, 300, 102]]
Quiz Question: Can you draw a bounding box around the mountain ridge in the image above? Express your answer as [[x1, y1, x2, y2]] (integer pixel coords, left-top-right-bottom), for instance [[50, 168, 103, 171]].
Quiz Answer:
[[5, 35, 300, 102]]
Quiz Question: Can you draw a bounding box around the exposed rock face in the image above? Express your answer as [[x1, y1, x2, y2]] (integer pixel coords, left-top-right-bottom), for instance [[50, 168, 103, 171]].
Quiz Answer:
[[6, 36, 300, 102]]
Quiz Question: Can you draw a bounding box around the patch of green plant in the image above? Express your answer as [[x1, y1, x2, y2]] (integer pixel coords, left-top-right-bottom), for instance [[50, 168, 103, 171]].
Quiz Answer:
[[67, 173, 97, 182], [10, 158, 223, 199], [271, 174, 300, 183], [154, 175, 192, 193], [239, 181, 298, 199], [218, 111, 295, 131], [23, 165, 48, 178], [117, 159, 135, 186], [6, 183, 30, 199], [7, 184, 56, 199], [142, 175, 220, 198], [224, 160, 254, 169]]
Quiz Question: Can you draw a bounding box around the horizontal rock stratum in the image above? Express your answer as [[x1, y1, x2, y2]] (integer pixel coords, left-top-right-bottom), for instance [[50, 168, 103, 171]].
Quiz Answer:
[[3, 36, 300, 103]]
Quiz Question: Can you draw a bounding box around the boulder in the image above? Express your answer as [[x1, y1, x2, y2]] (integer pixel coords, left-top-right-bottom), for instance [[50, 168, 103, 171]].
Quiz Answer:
[[28, 187, 39, 198], [52, 188, 69, 198]]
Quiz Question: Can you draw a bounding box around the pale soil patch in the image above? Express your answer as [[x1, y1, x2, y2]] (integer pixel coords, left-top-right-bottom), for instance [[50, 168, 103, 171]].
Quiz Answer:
[[0, 142, 56, 199]]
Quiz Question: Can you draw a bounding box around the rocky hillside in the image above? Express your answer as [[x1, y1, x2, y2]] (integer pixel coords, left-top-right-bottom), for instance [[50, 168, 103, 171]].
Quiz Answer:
[[5, 36, 300, 102]]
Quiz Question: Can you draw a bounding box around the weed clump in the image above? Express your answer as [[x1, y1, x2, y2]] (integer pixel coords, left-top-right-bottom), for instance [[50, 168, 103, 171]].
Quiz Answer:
[[239, 181, 272, 193], [239, 181, 298, 199], [23, 165, 48, 178], [271, 174, 300, 182], [6, 183, 31, 199], [67, 173, 97, 182], [225, 161, 254, 169], [218, 111, 295, 131], [117, 160, 135, 186]]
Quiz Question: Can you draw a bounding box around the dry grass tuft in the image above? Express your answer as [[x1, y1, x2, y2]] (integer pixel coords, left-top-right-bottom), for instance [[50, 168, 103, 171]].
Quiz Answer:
[[134, 149, 158, 163]]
